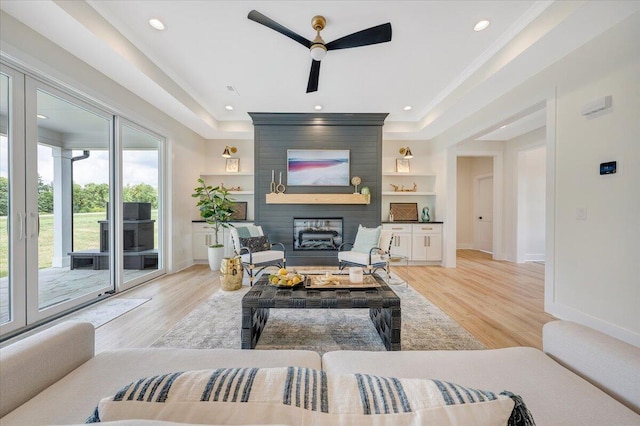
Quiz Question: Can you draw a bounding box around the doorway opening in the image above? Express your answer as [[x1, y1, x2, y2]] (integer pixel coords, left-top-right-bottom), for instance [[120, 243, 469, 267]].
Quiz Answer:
[[456, 157, 494, 254]]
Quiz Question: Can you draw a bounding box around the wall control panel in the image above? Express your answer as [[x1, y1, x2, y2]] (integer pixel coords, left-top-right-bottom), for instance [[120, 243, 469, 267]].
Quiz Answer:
[[600, 161, 617, 175]]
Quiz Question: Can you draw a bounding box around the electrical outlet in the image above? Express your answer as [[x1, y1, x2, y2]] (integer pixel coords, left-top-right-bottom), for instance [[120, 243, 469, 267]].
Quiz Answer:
[[576, 207, 587, 220]]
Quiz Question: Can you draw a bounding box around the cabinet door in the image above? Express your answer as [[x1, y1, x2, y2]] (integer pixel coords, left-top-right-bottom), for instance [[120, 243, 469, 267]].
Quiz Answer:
[[390, 233, 412, 258], [192, 232, 212, 261], [411, 224, 443, 262], [426, 233, 442, 261], [411, 233, 428, 261], [192, 223, 217, 261]]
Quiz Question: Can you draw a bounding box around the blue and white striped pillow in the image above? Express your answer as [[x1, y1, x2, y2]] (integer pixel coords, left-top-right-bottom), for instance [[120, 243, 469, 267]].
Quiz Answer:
[[87, 367, 534, 425]]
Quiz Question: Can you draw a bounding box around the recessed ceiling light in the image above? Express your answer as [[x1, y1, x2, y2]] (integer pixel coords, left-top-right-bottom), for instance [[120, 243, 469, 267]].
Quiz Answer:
[[474, 20, 490, 32], [225, 105, 234, 111], [500, 124, 507, 129], [314, 105, 323, 110], [403, 106, 412, 111], [37, 114, 48, 119], [149, 18, 165, 31]]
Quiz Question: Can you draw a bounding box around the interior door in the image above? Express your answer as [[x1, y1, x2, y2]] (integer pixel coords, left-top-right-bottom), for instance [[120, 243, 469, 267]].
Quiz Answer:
[[474, 175, 493, 253]]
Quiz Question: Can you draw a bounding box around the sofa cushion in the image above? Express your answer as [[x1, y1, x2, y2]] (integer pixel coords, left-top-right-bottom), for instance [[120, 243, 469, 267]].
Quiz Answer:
[[1, 348, 321, 425], [88, 367, 525, 425], [543, 320, 640, 413], [321, 348, 640, 426]]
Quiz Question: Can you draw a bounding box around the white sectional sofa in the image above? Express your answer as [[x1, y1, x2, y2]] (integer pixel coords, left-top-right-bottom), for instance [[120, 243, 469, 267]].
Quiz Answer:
[[0, 320, 638, 425]]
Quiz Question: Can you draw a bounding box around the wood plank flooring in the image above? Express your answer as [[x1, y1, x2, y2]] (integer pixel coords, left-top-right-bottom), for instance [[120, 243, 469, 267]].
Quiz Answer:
[[405, 250, 555, 349], [90, 249, 554, 353], [3, 249, 554, 352]]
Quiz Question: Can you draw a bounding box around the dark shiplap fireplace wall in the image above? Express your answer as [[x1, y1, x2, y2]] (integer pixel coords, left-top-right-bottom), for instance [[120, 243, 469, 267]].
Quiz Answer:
[[249, 113, 387, 266]]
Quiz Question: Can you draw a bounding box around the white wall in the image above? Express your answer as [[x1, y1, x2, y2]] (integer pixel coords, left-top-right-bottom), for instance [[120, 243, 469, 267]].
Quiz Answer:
[[503, 128, 547, 262], [456, 157, 473, 248], [429, 12, 640, 345], [554, 60, 639, 341], [518, 145, 546, 262], [1, 11, 207, 273]]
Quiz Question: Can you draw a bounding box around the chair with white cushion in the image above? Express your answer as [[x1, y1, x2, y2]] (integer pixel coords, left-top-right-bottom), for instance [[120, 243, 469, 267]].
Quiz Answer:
[[338, 225, 393, 275], [229, 225, 286, 286]]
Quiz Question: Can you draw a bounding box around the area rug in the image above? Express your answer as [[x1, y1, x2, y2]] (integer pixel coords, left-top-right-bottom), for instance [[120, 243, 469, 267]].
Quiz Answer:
[[66, 298, 150, 328], [152, 282, 485, 354]]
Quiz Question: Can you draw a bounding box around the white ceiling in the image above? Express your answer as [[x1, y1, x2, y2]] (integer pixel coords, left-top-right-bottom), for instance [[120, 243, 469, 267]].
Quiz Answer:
[[1, 1, 638, 141]]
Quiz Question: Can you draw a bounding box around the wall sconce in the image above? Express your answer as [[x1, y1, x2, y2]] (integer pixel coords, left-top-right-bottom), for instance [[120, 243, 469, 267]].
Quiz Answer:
[[399, 147, 413, 159], [222, 146, 237, 158]]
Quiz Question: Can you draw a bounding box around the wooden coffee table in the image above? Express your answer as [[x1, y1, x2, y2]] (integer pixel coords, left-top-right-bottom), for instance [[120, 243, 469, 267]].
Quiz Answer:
[[241, 274, 401, 350]]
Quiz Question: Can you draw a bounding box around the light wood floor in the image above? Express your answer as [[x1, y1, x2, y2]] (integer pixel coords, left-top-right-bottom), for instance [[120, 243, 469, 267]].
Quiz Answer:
[[406, 250, 555, 349], [89, 249, 555, 353]]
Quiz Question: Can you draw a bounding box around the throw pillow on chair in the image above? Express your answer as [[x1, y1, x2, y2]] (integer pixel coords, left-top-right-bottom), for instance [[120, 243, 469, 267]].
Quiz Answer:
[[239, 236, 270, 252]]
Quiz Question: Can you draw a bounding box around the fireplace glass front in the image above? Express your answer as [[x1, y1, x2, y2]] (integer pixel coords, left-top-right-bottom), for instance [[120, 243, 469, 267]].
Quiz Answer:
[[293, 218, 343, 251]]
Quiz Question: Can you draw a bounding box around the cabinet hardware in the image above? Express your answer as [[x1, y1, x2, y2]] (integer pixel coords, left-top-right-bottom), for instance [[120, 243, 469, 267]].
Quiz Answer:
[[422, 227, 432, 230]]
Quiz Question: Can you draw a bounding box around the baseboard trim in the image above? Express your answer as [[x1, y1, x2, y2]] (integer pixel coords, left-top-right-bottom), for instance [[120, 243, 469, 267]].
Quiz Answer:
[[524, 253, 545, 262]]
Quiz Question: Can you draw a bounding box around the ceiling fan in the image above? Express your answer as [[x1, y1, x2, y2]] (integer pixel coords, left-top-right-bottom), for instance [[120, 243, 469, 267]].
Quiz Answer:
[[248, 10, 392, 93]]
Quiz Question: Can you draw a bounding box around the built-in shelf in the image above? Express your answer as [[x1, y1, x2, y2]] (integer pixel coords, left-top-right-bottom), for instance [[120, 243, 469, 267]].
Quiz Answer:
[[382, 172, 436, 177], [229, 191, 254, 195], [381, 191, 436, 196], [265, 193, 370, 205], [200, 172, 254, 176]]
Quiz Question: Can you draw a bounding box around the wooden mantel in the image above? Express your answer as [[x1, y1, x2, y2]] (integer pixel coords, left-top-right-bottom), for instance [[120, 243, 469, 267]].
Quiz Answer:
[[265, 193, 370, 205]]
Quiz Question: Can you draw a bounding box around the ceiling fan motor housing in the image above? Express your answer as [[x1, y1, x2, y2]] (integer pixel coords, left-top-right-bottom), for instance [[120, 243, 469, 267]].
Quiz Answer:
[[311, 15, 326, 31]]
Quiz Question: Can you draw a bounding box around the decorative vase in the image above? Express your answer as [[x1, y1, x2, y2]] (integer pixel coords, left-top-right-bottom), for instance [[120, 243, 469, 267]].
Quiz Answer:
[[220, 256, 243, 291], [207, 246, 225, 271], [421, 206, 430, 222], [360, 186, 370, 195]]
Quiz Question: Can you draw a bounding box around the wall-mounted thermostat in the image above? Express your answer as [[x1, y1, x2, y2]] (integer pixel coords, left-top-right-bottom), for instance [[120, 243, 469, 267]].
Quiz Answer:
[[600, 161, 617, 175]]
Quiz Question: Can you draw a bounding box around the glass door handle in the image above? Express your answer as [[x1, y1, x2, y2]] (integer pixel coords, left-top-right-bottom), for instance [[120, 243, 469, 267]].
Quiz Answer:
[[17, 212, 25, 240], [30, 212, 40, 238]]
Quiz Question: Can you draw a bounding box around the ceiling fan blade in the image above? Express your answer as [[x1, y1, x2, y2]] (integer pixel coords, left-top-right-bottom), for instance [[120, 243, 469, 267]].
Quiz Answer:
[[326, 23, 392, 51], [306, 60, 321, 93], [248, 10, 312, 48]]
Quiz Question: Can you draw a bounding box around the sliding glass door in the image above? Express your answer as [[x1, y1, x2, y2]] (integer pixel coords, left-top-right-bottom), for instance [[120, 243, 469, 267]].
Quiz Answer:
[[1, 63, 166, 337], [0, 65, 26, 334], [119, 120, 164, 290], [26, 79, 115, 322]]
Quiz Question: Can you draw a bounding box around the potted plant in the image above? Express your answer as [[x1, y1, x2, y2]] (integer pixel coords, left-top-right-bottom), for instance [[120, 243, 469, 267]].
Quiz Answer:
[[192, 178, 236, 271]]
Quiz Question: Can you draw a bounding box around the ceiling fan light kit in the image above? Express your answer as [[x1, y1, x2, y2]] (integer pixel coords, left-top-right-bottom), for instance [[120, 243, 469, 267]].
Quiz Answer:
[[248, 10, 392, 93]]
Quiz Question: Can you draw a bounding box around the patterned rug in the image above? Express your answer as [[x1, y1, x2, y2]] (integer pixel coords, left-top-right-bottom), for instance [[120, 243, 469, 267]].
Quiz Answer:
[[152, 279, 485, 354]]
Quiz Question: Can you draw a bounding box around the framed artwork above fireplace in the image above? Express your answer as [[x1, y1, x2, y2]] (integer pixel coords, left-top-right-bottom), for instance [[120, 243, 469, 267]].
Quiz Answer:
[[287, 149, 349, 186]]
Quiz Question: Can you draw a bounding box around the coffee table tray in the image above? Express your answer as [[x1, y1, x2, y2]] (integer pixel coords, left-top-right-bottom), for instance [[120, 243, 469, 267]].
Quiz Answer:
[[304, 274, 381, 289]]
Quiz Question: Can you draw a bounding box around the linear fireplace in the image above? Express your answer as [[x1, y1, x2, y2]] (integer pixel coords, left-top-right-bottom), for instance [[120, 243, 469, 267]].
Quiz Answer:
[[293, 218, 343, 251]]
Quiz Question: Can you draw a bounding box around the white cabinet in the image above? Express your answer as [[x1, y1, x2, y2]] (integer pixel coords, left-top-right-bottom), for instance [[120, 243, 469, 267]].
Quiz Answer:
[[192, 222, 252, 262], [384, 224, 412, 258], [192, 223, 218, 261], [381, 173, 436, 222], [383, 223, 442, 263], [411, 224, 443, 262]]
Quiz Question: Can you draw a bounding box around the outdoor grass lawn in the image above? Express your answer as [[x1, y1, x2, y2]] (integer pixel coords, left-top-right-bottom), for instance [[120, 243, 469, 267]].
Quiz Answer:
[[0, 210, 158, 277]]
